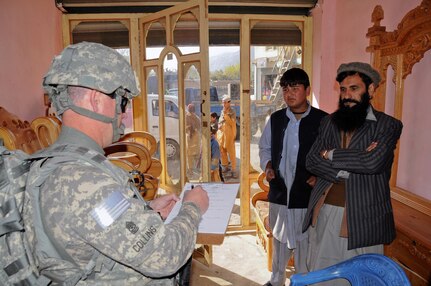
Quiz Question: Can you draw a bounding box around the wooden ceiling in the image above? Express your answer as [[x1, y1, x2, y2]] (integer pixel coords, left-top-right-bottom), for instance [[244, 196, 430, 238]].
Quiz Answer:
[[55, 0, 318, 15]]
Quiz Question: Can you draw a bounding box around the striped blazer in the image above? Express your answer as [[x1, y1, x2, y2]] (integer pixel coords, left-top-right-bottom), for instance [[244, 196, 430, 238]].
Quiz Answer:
[[302, 107, 403, 250]]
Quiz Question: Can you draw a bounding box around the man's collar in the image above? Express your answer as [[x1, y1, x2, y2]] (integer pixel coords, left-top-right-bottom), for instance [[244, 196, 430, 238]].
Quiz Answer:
[[55, 126, 105, 154], [366, 106, 377, 121], [286, 101, 311, 119]]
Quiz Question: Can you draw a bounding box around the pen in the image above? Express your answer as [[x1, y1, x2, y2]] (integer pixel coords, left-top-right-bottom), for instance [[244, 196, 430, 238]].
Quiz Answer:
[[182, 184, 194, 202]]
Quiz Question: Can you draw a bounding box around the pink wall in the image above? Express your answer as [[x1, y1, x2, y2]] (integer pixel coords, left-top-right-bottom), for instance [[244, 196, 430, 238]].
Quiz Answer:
[[398, 51, 431, 200], [0, 0, 62, 121], [311, 0, 430, 200], [1, 1, 428, 200]]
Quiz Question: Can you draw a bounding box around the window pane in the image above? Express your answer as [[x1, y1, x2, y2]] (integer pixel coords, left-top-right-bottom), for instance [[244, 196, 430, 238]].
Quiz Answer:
[[71, 20, 134, 133], [163, 54, 181, 187], [184, 64, 202, 181], [174, 12, 200, 55], [250, 21, 303, 173], [145, 21, 166, 60], [209, 20, 241, 227]]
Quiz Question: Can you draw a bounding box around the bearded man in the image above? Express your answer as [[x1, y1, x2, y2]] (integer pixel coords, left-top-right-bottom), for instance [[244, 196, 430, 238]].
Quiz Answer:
[[302, 62, 403, 285]]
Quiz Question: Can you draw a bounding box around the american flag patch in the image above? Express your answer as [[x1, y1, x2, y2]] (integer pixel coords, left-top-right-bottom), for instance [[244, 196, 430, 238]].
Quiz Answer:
[[91, 191, 130, 229]]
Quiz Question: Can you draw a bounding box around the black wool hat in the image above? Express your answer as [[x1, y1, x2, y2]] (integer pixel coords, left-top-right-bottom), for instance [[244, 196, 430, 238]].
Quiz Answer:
[[337, 62, 381, 86]]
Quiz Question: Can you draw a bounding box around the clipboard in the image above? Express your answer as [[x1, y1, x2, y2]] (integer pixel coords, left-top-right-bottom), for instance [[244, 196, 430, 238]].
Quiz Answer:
[[165, 182, 239, 245]]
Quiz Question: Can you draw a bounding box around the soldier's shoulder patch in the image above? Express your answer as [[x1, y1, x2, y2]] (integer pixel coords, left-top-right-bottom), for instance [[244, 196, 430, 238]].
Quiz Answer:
[[91, 191, 130, 229]]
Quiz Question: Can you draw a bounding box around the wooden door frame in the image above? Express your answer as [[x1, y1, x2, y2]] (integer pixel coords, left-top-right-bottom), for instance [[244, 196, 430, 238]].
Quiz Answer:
[[62, 8, 313, 230]]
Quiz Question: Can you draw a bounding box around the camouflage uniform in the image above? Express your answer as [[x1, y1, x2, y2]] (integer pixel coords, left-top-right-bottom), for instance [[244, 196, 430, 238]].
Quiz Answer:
[[37, 126, 202, 285]]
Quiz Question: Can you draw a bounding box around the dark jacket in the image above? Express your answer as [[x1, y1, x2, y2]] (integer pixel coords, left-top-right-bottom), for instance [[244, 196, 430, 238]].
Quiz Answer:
[[268, 107, 327, 208], [303, 107, 403, 249]]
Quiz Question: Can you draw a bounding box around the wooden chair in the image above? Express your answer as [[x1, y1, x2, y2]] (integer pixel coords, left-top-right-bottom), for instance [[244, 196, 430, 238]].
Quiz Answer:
[[146, 158, 163, 178], [105, 132, 162, 201], [119, 131, 162, 178], [138, 174, 159, 201], [119, 131, 157, 157], [0, 106, 41, 154], [251, 172, 294, 271], [251, 172, 273, 271], [31, 116, 61, 148], [104, 141, 152, 174]]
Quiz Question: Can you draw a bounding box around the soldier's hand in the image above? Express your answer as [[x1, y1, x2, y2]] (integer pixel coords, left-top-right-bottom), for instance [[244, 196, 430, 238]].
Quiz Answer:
[[183, 185, 209, 215], [150, 194, 180, 219]]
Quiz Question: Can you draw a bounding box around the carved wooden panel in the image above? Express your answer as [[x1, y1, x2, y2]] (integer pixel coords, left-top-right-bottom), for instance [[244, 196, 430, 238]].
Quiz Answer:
[[366, 0, 431, 112], [367, 2, 431, 285], [366, 0, 431, 197]]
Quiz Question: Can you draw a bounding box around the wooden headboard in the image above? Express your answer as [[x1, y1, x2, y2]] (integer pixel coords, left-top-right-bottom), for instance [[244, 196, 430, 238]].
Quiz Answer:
[[366, 0, 431, 215]]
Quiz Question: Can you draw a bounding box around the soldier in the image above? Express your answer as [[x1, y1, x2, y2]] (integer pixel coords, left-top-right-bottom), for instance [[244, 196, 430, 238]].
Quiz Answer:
[[37, 42, 209, 285]]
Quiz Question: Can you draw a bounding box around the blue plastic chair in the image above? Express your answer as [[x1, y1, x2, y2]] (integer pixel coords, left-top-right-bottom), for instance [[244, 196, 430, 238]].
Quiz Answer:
[[290, 254, 411, 286]]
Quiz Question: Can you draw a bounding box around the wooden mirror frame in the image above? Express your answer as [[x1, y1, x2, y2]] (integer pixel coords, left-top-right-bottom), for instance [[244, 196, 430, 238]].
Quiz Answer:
[[366, 0, 431, 214]]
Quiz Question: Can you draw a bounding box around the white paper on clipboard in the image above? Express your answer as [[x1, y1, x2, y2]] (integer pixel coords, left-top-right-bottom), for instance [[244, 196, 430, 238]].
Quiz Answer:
[[164, 182, 239, 234]]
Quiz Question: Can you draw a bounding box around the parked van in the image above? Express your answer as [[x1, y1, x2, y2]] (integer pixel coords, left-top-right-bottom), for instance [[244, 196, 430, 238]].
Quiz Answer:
[[147, 94, 180, 160]]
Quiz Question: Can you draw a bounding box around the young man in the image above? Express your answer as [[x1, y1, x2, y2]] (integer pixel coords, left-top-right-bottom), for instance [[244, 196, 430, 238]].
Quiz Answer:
[[303, 62, 403, 285], [33, 42, 209, 285], [259, 68, 327, 286]]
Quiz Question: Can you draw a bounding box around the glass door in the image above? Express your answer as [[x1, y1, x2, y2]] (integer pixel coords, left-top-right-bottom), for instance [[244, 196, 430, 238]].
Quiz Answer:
[[140, 0, 210, 194]]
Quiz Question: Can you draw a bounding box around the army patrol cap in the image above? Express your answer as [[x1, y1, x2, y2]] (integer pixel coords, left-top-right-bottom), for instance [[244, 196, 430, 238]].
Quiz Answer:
[[337, 62, 381, 86], [43, 41, 140, 97]]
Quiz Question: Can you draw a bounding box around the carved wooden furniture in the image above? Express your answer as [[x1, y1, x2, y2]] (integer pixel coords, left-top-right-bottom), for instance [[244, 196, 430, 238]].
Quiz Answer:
[[118, 132, 163, 179], [105, 141, 152, 173], [0, 107, 61, 152], [119, 131, 157, 157], [105, 132, 162, 201], [251, 172, 273, 271], [31, 116, 61, 148], [0, 106, 41, 154], [385, 198, 431, 285], [251, 172, 296, 271], [366, 1, 431, 285]]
